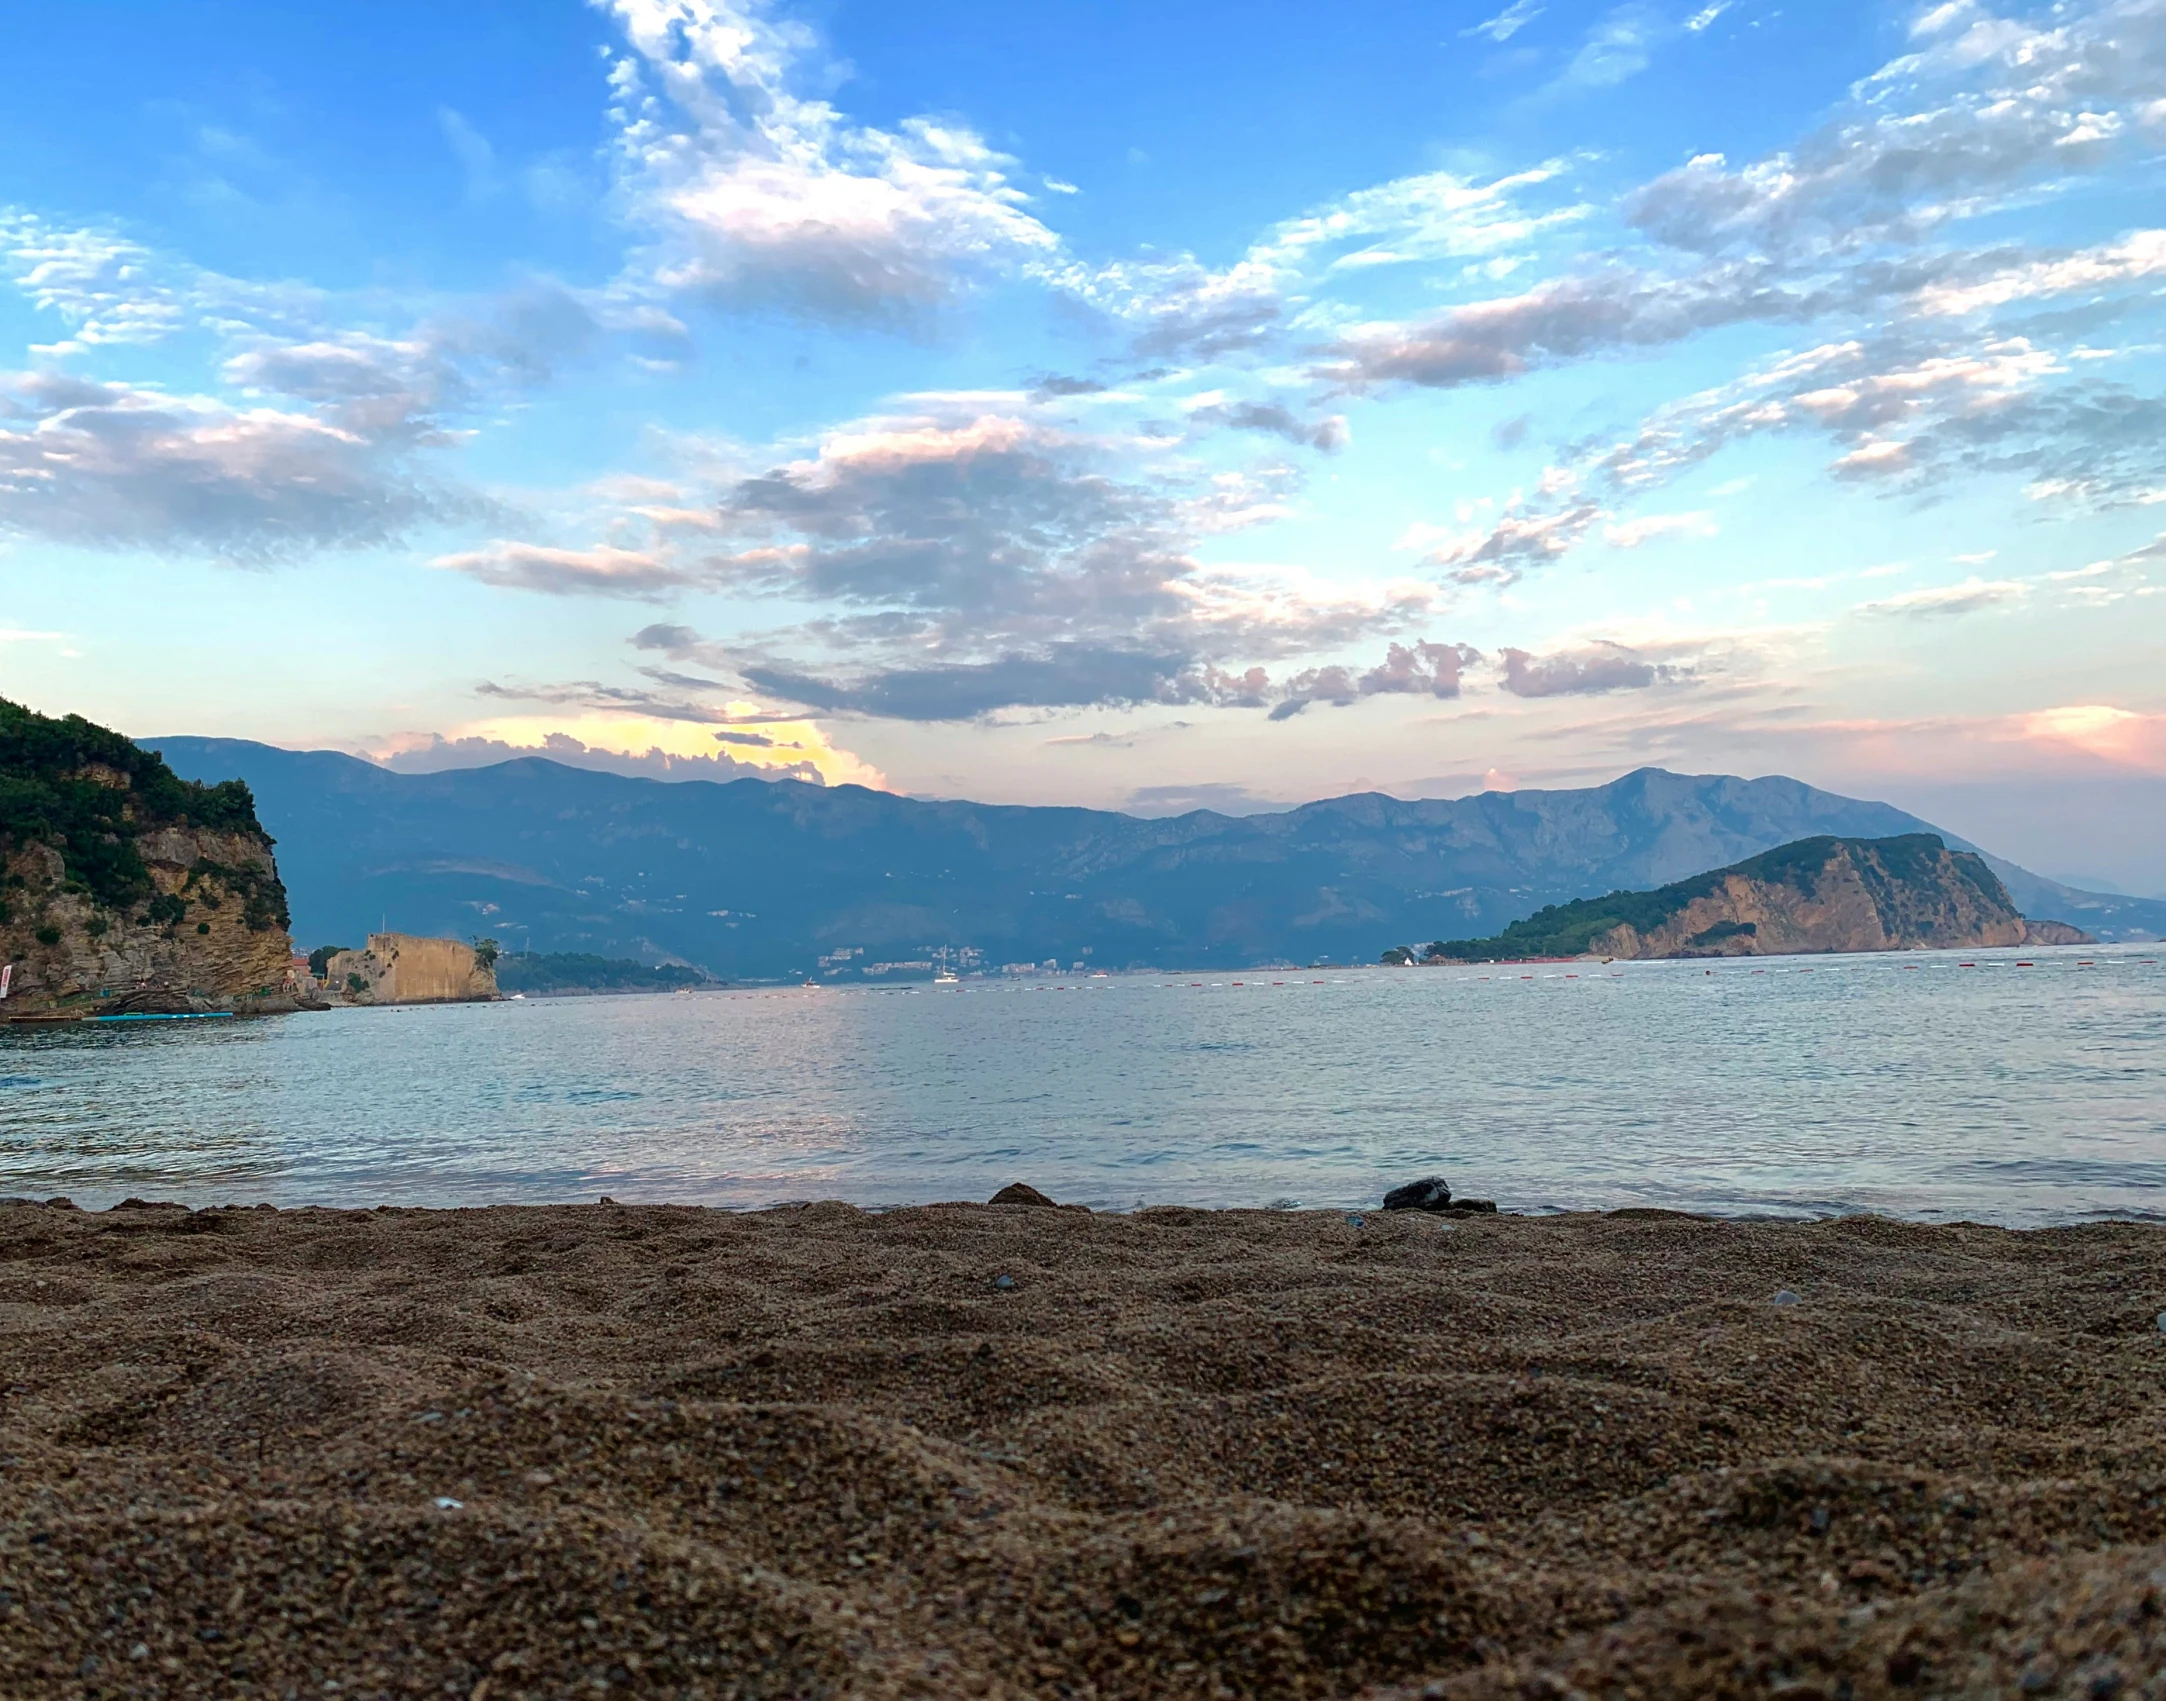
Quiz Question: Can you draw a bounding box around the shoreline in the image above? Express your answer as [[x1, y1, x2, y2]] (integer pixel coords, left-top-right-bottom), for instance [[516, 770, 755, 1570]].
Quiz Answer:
[[0, 936, 2151, 1022], [6, 1196, 2165, 1696], [11, 1192, 2166, 1230]]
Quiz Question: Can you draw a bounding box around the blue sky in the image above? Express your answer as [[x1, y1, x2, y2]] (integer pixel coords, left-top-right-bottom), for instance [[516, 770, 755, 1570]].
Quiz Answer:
[[4, 0, 2164, 889]]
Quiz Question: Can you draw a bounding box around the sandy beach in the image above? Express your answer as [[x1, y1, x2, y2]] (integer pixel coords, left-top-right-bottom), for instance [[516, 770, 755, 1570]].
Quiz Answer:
[[4, 1196, 2165, 1699]]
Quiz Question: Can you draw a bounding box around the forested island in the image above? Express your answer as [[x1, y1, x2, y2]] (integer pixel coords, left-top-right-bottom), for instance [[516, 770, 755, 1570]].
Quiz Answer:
[[1393, 833, 2093, 963]]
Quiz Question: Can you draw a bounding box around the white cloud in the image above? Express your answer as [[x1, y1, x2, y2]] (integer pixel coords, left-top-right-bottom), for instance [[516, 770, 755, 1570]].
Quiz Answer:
[[1604, 510, 1717, 548], [1498, 640, 1665, 696], [1256, 160, 1588, 272], [0, 210, 324, 354], [443, 388, 1478, 720], [0, 371, 467, 561], [0, 213, 630, 564], [1463, 2, 1544, 43], [1853, 575, 2030, 617], [1314, 1, 2166, 430], [431, 541, 687, 596], [1912, 228, 2166, 316], [1404, 488, 1607, 584], [1629, 1, 2166, 257], [437, 107, 499, 202], [1316, 262, 1810, 391], [1551, 4, 1661, 91], [1593, 336, 2067, 494], [1071, 160, 1588, 361], [1078, 253, 1289, 361], [600, 0, 1062, 322]]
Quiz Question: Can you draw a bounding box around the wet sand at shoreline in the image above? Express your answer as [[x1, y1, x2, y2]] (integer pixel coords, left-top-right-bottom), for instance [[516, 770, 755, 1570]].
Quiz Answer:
[[4, 1197, 2166, 1698]]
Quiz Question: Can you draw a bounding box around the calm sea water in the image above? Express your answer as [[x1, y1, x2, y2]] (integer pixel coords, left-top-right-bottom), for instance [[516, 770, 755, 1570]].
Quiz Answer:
[[2, 946, 2161, 1224]]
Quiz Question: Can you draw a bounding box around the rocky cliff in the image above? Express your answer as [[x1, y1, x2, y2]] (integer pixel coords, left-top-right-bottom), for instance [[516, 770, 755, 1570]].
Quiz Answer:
[[1418, 834, 2096, 962], [322, 933, 497, 1005], [0, 700, 300, 1017]]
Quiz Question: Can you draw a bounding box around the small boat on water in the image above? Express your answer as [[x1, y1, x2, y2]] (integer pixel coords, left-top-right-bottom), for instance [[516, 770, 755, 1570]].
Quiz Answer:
[[934, 970, 959, 985]]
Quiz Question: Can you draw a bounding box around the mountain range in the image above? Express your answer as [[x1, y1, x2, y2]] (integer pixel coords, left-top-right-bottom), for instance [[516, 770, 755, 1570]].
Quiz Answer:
[[148, 739, 2166, 978]]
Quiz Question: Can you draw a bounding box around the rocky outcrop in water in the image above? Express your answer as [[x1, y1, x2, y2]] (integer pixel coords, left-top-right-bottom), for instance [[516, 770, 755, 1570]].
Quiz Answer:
[[1419, 834, 2096, 962], [320, 932, 497, 1005], [1, 700, 300, 1017], [2017, 918, 2095, 947]]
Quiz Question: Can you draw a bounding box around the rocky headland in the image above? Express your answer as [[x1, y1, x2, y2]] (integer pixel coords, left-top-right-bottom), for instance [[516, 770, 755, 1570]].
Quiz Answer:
[[0, 700, 302, 1018], [1414, 833, 2096, 963]]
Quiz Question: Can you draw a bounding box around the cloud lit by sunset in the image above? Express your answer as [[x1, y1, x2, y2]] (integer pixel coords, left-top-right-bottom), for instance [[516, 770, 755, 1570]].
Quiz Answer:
[[1, 0, 2159, 886]]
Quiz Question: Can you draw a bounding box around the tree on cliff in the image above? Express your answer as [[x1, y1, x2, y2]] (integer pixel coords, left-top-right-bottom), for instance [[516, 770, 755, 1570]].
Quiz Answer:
[[0, 698, 287, 928], [472, 937, 500, 971]]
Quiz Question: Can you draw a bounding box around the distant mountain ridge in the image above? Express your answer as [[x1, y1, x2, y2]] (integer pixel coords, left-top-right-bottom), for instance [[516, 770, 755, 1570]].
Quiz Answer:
[[1416, 833, 2092, 963], [146, 739, 2166, 978]]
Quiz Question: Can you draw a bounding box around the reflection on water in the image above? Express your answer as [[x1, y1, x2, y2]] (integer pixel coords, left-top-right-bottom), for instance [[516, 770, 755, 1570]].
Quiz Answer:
[[1, 947, 2161, 1223]]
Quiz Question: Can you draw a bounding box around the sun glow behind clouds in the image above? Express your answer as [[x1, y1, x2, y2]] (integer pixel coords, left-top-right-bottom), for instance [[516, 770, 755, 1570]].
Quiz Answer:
[[2022, 705, 2166, 770], [374, 713, 888, 788]]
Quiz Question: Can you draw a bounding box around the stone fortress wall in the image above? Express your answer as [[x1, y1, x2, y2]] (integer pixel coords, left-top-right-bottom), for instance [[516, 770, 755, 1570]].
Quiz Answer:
[[323, 934, 497, 1006]]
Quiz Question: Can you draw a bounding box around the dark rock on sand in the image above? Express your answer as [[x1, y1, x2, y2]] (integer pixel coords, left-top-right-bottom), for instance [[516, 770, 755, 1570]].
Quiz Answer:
[[990, 1182, 1059, 1207], [1383, 1177, 1453, 1212], [1453, 1198, 1498, 1213]]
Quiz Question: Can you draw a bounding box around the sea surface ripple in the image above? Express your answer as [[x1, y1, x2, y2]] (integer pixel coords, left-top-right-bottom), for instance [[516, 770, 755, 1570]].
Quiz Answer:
[[2, 946, 2161, 1223]]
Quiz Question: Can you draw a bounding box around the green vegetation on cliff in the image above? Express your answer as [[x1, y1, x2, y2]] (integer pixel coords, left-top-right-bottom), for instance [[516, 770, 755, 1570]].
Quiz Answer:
[[1410, 833, 2009, 962], [0, 698, 288, 929], [493, 952, 713, 995]]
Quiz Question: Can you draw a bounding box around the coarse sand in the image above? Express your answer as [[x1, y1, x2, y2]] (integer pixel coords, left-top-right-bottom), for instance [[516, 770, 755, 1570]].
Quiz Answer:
[[5, 1196, 2166, 1699]]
